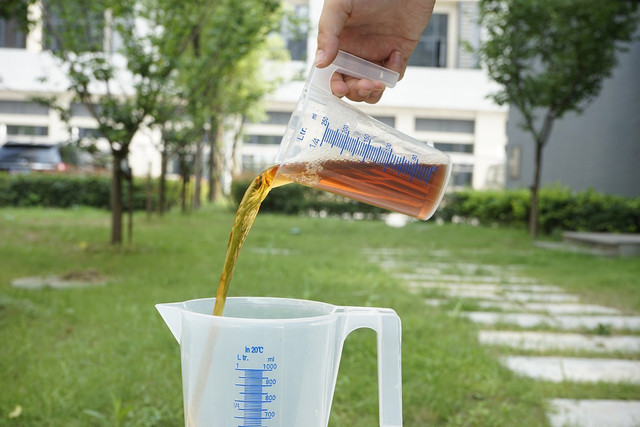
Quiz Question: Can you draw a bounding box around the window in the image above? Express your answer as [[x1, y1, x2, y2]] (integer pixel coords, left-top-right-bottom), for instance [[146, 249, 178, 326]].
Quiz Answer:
[[415, 118, 475, 133], [408, 13, 448, 67], [0, 101, 49, 115], [78, 127, 103, 139], [247, 111, 291, 125], [450, 164, 473, 187], [6, 125, 49, 136], [44, 5, 105, 52], [507, 146, 522, 180], [0, 17, 26, 48], [282, 4, 309, 61], [372, 116, 395, 127], [244, 135, 282, 145], [433, 142, 473, 154], [70, 103, 101, 117]]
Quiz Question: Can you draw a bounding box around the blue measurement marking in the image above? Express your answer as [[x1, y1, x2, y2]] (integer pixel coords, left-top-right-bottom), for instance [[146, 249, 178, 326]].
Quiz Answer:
[[316, 121, 437, 186], [235, 368, 274, 427]]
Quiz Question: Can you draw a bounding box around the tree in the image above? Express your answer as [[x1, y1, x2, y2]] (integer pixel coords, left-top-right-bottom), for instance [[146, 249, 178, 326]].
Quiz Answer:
[[0, 0, 35, 30], [172, 0, 282, 204], [477, 0, 639, 237], [40, 0, 183, 244]]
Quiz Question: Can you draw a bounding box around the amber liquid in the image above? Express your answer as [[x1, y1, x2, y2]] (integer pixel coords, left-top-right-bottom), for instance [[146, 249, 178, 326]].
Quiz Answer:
[[212, 165, 288, 315], [213, 159, 448, 315], [278, 159, 449, 220]]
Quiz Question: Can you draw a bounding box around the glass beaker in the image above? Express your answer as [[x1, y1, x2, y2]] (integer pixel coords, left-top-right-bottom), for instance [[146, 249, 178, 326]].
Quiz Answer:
[[157, 297, 402, 426]]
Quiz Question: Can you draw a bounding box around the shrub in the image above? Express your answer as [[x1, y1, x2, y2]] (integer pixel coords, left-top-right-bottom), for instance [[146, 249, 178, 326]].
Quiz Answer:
[[0, 172, 180, 210], [435, 186, 639, 234]]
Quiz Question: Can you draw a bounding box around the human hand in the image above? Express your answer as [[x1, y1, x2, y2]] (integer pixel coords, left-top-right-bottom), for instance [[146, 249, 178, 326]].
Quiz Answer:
[[315, 0, 436, 103]]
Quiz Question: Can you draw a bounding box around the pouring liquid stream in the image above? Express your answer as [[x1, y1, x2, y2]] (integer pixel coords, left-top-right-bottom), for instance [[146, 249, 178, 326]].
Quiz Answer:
[[213, 165, 289, 316], [213, 158, 448, 316]]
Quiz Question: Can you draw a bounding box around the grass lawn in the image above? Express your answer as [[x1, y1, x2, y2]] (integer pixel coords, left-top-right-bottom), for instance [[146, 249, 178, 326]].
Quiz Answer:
[[1, 206, 638, 426]]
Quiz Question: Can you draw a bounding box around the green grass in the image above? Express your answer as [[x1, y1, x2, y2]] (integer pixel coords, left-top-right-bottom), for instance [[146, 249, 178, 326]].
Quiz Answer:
[[1, 207, 638, 426]]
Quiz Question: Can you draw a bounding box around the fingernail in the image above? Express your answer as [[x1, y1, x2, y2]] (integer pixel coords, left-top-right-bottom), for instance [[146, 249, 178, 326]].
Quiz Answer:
[[314, 50, 325, 67]]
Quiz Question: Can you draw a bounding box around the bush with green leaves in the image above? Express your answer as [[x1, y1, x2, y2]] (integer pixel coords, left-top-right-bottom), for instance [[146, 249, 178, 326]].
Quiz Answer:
[[436, 187, 640, 234], [0, 173, 180, 211]]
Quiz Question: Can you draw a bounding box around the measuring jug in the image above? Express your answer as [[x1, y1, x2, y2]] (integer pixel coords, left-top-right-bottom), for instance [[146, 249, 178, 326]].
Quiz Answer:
[[156, 297, 402, 426], [275, 51, 452, 220]]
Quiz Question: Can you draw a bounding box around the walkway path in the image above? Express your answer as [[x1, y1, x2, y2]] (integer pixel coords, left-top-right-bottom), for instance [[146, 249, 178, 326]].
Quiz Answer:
[[366, 248, 640, 427]]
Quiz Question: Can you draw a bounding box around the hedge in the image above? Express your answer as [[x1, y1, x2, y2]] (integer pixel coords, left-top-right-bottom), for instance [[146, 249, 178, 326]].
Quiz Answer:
[[436, 187, 640, 234], [0, 172, 181, 211], [231, 176, 639, 234]]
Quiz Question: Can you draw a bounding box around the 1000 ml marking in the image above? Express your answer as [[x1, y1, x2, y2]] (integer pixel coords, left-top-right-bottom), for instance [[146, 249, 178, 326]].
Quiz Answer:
[[234, 345, 279, 426]]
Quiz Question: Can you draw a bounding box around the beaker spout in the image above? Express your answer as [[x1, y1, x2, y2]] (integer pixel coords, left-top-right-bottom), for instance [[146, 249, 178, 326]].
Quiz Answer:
[[156, 303, 183, 343]]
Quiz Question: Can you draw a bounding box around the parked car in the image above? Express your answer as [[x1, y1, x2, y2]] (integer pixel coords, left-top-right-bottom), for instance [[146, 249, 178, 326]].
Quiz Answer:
[[0, 142, 68, 173]]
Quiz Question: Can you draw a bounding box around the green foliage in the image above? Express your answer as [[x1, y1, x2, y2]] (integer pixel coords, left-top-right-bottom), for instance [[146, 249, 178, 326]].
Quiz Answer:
[[478, 0, 639, 122], [477, 0, 640, 237], [0, 173, 180, 210], [230, 176, 387, 218], [0, 0, 36, 32], [436, 187, 640, 234]]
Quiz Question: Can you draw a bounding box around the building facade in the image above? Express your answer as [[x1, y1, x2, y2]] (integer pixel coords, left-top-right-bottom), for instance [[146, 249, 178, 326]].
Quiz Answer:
[[0, 0, 508, 192], [505, 32, 640, 197]]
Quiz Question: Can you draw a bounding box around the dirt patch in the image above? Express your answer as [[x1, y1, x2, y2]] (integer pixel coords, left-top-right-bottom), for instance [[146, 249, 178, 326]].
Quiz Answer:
[[11, 269, 107, 290]]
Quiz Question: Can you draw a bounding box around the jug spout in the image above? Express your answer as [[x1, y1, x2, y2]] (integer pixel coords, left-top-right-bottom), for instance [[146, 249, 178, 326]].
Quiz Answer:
[[156, 302, 184, 343]]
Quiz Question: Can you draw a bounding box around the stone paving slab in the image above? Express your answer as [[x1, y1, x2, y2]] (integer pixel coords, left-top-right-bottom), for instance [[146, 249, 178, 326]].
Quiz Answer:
[[462, 312, 557, 328], [549, 399, 640, 427], [505, 292, 580, 303], [523, 303, 620, 315], [409, 281, 564, 294], [479, 330, 640, 353], [425, 300, 622, 316], [424, 274, 539, 284], [554, 315, 640, 331], [463, 311, 640, 331], [408, 282, 503, 292], [503, 284, 564, 293], [501, 356, 640, 383]]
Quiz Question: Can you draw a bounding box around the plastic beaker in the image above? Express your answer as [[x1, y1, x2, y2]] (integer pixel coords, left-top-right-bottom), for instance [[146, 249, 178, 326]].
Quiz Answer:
[[274, 51, 452, 220], [156, 297, 402, 426]]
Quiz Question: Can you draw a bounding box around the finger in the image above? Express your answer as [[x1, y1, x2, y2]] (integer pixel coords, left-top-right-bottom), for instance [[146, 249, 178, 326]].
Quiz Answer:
[[330, 72, 349, 97], [343, 77, 386, 103], [315, 0, 351, 67], [383, 50, 408, 80]]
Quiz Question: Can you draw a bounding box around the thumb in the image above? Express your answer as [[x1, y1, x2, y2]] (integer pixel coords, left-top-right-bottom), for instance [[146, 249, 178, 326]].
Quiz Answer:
[[315, 0, 349, 67]]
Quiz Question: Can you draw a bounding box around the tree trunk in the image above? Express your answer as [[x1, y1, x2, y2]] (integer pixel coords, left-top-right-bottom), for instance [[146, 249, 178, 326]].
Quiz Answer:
[[146, 162, 152, 220], [529, 140, 543, 238], [210, 117, 225, 201], [231, 117, 244, 177], [180, 154, 189, 214], [127, 166, 134, 244], [110, 152, 124, 245], [194, 137, 203, 209], [528, 112, 555, 239], [159, 143, 167, 215], [208, 116, 222, 203]]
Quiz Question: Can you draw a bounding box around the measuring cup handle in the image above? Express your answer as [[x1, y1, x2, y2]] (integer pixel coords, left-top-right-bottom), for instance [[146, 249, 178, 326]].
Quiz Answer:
[[338, 307, 403, 427], [311, 50, 399, 93]]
